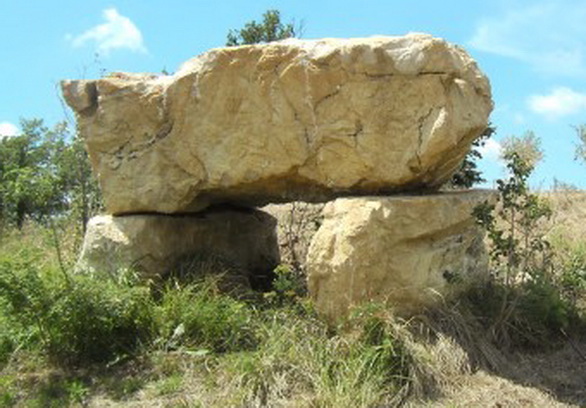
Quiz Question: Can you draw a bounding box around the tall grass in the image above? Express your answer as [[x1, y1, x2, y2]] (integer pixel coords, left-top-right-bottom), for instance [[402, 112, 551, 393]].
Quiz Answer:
[[154, 280, 258, 353], [1, 219, 585, 407], [0, 224, 433, 406]]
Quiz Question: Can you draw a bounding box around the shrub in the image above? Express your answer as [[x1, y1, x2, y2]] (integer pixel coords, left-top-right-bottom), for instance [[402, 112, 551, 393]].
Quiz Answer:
[[44, 274, 155, 364], [0, 306, 17, 365], [0, 259, 155, 365], [472, 147, 578, 348], [262, 264, 307, 308]]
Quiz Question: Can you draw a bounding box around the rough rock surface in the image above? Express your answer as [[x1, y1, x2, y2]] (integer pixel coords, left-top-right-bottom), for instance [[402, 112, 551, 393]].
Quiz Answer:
[[62, 33, 492, 214], [306, 190, 494, 320], [76, 207, 280, 287], [262, 202, 325, 270]]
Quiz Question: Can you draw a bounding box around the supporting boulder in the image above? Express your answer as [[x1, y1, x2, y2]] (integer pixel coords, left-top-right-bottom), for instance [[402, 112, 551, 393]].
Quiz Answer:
[[306, 190, 494, 320], [76, 207, 280, 289]]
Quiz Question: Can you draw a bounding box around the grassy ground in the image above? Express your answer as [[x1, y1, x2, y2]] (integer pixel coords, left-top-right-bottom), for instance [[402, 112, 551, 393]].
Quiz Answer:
[[1, 206, 586, 407]]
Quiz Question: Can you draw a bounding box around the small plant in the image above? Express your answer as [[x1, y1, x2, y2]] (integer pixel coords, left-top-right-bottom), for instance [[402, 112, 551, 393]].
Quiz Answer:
[[263, 264, 307, 307], [472, 138, 575, 347], [473, 152, 553, 285], [155, 373, 183, 396], [0, 374, 17, 407], [64, 379, 89, 404]]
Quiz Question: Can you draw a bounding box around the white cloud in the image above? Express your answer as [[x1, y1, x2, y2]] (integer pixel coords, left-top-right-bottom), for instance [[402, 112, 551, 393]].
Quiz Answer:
[[69, 8, 147, 55], [528, 87, 586, 119], [0, 122, 19, 139], [478, 138, 503, 163], [469, 1, 586, 77]]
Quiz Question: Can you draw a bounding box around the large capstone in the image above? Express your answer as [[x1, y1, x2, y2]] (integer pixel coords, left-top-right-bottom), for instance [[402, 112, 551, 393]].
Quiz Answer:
[[306, 190, 494, 320], [62, 33, 492, 215]]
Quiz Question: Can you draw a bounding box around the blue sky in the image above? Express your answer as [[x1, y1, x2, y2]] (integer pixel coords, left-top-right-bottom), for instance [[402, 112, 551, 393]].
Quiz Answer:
[[1, 0, 585, 189]]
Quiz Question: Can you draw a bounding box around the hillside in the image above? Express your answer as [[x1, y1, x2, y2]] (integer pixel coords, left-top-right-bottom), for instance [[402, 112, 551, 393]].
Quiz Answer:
[[0, 190, 585, 407]]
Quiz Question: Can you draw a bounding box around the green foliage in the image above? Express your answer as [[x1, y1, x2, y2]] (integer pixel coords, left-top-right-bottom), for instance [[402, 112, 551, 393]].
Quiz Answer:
[[552, 242, 586, 310], [472, 135, 577, 348], [219, 304, 412, 407], [155, 281, 257, 353], [501, 131, 543, 169], [0, 373, 17, 406], [226, 9, 297, 46], [6, 376, 90, 408], [345, 303, 411, 385], [0, 119, 65, 227], [45, 276, 154, 365], [474, 150, 551, 280], [449, 125, 495, 188], [0, 258, 154, 365], [0, 119, 101, 231], [263, 264, 307, 307]]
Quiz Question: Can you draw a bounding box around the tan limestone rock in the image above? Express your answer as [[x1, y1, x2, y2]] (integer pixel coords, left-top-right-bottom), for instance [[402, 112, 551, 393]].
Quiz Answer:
[[62, 34, 492, 215], [262, 202, 326, 271], [76, 207, 280, 288], [306, 190, 494, 320]]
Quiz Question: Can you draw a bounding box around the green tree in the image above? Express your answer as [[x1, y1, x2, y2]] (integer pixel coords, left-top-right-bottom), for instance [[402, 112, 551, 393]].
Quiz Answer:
[[226, 10, 297, 46], [501, 131, 543, 169], [473, 131, 547, 286], [449, 125, 495, 188], [0, 119, 66, 228], [471, 133, 571, 347], [0, 119, 101, 231]]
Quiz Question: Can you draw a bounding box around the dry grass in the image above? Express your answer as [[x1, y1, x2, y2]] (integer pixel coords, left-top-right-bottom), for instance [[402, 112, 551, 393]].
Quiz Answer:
[[2, 192, 586, 407]]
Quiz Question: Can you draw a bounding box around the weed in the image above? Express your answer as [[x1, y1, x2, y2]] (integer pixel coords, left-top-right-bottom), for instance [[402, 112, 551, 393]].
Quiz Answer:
[[263, 264, 307, 307], [64, 379, 89, 404], [0, 374, 17, 407], [155, 373, 183, 396]]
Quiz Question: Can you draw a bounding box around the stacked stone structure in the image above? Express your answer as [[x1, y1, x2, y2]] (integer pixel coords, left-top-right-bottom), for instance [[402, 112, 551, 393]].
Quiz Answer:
[[63, 33, 493, 319]]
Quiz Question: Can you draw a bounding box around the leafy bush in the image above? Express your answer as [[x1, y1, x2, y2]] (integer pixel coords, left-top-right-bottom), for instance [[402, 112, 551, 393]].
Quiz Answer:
[[0, 259, 155, 365], [263, 264, 307, 307], [555, 244, 586, 309], [472, 143, 578, 348], [44, 276, 155, 364], [0, 305, 19, 365]]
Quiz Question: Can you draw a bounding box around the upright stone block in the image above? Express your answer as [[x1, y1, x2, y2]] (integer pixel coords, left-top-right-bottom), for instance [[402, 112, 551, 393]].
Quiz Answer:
[[306, 190, 494, 320]]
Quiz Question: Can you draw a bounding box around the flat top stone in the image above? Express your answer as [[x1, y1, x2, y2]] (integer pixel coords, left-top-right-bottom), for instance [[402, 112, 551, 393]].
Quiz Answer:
[[62, 34, 492, 215]]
